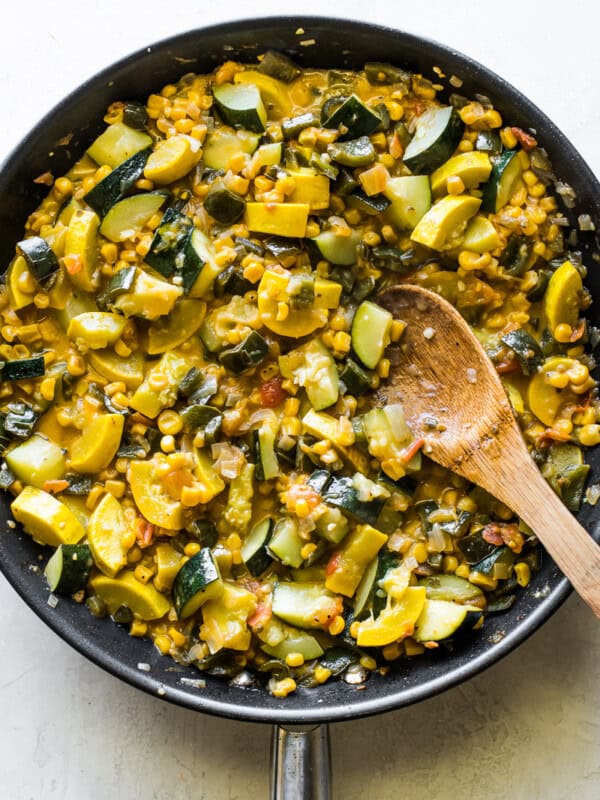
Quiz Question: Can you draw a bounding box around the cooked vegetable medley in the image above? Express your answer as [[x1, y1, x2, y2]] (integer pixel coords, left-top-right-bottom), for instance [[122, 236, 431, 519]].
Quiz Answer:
[[3, 51, 598, 697]]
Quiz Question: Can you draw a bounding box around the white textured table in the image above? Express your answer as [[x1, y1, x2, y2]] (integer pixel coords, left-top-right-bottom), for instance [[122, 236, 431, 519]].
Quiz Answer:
[[1, 3, 599, 798]]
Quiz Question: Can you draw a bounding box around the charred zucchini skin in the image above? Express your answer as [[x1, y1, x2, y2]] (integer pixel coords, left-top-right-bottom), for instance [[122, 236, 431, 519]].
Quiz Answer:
[[84, 148, 151, 217], [17, 236, 59, 283]]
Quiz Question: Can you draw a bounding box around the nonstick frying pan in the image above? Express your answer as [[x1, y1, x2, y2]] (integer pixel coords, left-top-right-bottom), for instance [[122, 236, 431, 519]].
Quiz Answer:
[[1, 16, 599, 799]]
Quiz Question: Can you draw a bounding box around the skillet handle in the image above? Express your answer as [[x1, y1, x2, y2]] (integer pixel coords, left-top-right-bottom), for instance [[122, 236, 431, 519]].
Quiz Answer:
[[270, 724, 331, 800]]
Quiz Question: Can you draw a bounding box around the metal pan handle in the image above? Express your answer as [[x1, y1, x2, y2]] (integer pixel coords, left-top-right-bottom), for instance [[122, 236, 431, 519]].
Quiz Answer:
[[270, 724, 331, 800]]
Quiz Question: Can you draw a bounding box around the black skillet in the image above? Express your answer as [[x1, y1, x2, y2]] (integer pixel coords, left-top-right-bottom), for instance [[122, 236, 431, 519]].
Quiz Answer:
[[1, 17, 599, 799]]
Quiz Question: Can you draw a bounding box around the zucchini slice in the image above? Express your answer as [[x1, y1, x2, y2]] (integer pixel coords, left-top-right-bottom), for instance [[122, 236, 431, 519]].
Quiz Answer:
[[544, 259, 582, 333], [253, 424, 279, 481], [99, 191, 168, 242], [202, 128, 260, 170], [313, 230, 361, 265], [173, 547, 224, 619], [17, 236, 59, 284], [419, 574, 485, 605], [384, 175, 431, 231], [69, 414, 124, 474], [268, 517, 304, 568], [88, 349, 144, 389], [527, 356, 575, 426], [410, 195, 481, 251], [279, 340, 339, 410], [430, 151, 492, 197], [321, 475, 388, 529], [321, 95, 381, 141], [339, 358, 371, 396], [414, 599, 482, 642], [287, 169, 330, 211], [129, 457, 184, 530], [245, 202, 309, 238], [351, 300, 393, 369], [44, 543, 93, 594], [234, 70, 292, 119], [356, 586, 427, 646], [325, 523, 388, 597], [144, 135, 202, 185], [241, 517, 274, 577], [6, 434, 65, 488], [6, 256, 35, 310], [219, 330, 269, 375], [259, 619, 324, 660], [67, 312, 127, 349], [403, 106, 464, 174], [64, 208, 100, 292], [2, 355, 46, 381], [461, 215, 500, 252], [87, 122, 152, 169], [84, 148, 150, 218], [213, 82, 267, 133], [87, 492, 129, 577], [147, 298, 207, 355], [481, 150, 523, 213], [112, 267, 183, 319], [272, 582, 341, 629], [200, 582, 257, 653], [90, 571, 170, 620], [11, 486, 85, 547], [130, 352, 191, 418]]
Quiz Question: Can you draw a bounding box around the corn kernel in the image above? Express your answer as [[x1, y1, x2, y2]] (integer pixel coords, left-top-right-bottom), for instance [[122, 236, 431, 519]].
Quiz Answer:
[[314, 666, 332, 684], [349, 621, 361, 639], [168, 626, 187, 648], [300, 543, 317, 560], [158, 410, 183, 436], [391, 320, 406, 342], [362, 231, 381, 247], [413, 542, 428, 563], [130, 620, 147, 637], [333, 331, 351, 354], [385, 100, 404, 121], [554, 323, 573, 343], [500, 127, 518, 149], [360, 655, 377, 671], [39, 377, 56, 402], [85, 485, 105, 510], [455, 563, 470, 579], [344, 208, 361, 226], [243, 261, 264, 283], [305, 221, 320, 238], [322, 616, 343, 638], [184, 542, 201, 557], [514, 562, 531, 588], [105, 480, 126, 499], [271, 677, 297, 698], [160, 434, 176, 453], [442, 555, 459, 573], [154, 634, 172, 655], [377, 358, 390, 379], [67, 353, 86, 376], [382, 643, 402, 661], [579, 424, 600, 447], [404, 638, 425, 657], [285, 652, 305, 668], [284, 398, 300, 417]]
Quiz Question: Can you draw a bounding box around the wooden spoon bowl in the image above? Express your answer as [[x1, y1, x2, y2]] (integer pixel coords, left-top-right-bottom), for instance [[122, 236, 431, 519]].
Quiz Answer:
[[378, 283, 600, 618]]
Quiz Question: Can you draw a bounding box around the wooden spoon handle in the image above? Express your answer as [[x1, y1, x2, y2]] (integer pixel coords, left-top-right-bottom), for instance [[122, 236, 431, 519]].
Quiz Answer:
[[492, 455, 600, 618]]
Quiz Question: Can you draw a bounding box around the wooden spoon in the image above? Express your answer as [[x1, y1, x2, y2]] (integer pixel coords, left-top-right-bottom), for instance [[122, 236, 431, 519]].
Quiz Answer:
[[378, 283, 600, 618]]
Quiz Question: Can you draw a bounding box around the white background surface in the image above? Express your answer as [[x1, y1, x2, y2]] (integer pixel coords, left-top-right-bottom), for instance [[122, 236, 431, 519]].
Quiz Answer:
[[1, 2, 600, 798]]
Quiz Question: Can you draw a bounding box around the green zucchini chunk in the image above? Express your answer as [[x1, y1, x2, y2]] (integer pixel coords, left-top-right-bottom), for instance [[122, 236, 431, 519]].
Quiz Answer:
[[84, 148, 151, 217], [17, 236, 59, 283], [403, 106, 464, 174], [45, 543, 93, 594]]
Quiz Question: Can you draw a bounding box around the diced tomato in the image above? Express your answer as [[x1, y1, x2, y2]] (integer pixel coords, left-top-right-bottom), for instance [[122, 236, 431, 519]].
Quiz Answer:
[[248, 601, 272, 631], [511, 127, 538, 151], [64, 254, 83, 275], [326, 551, 342, 578], [136, 519, 155, 549], [481, 523, 504, 547], [482, 521, 524, 553], [389, 131, 404, 160], [260, 375, 287, 408]]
